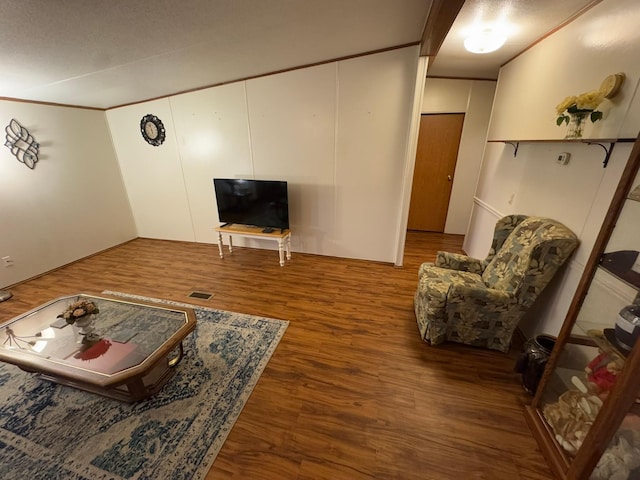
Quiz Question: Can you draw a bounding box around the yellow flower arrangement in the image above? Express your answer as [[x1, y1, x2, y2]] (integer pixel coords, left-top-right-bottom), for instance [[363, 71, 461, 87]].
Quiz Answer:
[[556, 90, 605, 126]]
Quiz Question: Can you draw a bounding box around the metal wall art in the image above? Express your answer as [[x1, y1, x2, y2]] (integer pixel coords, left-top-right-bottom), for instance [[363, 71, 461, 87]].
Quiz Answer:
[[4, 119, 39, 169]]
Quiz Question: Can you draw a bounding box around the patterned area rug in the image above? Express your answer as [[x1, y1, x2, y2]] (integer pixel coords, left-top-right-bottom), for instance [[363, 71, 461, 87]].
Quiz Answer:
[[0, 292, 288, 480]]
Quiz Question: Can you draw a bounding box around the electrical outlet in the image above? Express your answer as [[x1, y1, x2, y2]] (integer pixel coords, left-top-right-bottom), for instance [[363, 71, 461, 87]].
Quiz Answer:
[[556, 152, 571, 165], [2, 256, 14, 267]]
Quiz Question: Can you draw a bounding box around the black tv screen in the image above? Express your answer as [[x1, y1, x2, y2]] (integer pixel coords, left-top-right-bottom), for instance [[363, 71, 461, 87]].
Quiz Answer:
[[213, 178, 289, 230]]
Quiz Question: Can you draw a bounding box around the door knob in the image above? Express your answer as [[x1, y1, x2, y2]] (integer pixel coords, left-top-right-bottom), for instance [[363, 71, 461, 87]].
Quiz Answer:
[[447, 175, 452, 181]]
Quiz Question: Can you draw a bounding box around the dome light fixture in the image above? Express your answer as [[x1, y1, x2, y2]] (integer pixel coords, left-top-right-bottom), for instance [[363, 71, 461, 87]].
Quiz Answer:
[[464, 28, 507, 54]]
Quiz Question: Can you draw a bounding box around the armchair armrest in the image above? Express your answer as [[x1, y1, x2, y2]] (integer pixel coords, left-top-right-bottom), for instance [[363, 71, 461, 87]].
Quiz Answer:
[[435, 252, 484, 274]]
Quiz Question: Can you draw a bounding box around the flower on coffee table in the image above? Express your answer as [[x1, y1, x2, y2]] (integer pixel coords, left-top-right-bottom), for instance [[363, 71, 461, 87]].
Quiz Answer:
[[58, 299, 100, 325]]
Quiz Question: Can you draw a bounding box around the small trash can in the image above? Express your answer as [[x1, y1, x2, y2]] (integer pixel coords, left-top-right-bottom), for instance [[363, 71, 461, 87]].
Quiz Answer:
[[514, 334, 556, 395]]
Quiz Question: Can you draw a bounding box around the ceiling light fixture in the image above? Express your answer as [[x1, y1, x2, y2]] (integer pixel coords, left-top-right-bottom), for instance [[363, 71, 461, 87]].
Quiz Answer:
[[464, 28, 507, 54]]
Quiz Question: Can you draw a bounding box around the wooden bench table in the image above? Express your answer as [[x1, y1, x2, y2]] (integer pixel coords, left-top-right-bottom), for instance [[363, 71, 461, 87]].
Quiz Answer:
[[215, 224, 291, 266]]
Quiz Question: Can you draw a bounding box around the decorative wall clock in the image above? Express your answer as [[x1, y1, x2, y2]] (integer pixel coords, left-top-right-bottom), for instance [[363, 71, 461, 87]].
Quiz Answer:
[[140, 114, 166, 146], [4, 119, 39, 169]]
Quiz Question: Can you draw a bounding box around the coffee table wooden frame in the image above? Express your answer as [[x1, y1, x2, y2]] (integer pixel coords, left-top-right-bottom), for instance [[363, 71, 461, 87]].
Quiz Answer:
[[0, 294, 197, 402]]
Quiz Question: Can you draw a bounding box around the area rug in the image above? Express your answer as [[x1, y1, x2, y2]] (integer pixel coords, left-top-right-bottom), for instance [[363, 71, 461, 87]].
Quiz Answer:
[[0, 291, 288, 480]]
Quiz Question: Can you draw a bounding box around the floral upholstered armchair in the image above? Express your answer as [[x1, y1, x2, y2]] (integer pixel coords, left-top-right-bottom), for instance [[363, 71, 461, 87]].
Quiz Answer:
[[414, 215, 578, 352]]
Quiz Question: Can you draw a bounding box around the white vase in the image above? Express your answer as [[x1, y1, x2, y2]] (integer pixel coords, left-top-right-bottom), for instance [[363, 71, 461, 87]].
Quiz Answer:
[[75, 315, 96, 336]]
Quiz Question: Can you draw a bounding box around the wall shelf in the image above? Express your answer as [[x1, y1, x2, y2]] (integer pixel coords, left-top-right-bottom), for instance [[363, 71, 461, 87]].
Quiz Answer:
[[488, 138, 636, 167]]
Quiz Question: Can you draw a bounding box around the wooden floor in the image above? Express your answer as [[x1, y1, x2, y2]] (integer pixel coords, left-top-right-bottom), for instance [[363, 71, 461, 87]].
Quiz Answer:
[[1, 232, 553, 479]]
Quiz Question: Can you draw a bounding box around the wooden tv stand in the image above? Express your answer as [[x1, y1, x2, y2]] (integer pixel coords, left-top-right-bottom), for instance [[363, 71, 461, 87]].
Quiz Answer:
[[215, 224, 292, 266]]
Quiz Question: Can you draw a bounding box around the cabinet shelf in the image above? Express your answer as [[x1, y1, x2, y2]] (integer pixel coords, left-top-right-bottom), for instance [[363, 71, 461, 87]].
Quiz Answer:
[[599, 251, 640, 291], [487, 138, 636, 167]]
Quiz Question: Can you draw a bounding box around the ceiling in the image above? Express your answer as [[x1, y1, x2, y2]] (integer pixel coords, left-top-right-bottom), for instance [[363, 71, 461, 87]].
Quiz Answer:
[[0, 0, 597, 109], [427, 0, 597, 79]]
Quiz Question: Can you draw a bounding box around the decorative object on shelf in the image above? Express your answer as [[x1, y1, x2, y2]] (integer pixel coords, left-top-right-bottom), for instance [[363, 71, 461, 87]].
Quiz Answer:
[[140, 114, 166, 146], [564, 110, 592, 139], [543, 388, 603, 455], [584, 350, 621, 393], [543, 348, 623, 457], [590, 427, 640, 480], [554, 74, 625, 139], [556, 90, 604, 139], [4, 119, 39, 169], [590, 328, 628, 362], [0, 290, 11, 302], [600, 73, 625, 99], [614, 304, 640, 351]]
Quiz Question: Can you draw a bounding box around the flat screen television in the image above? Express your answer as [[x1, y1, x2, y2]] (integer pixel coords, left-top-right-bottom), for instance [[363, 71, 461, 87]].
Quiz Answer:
[[213, 178, 289, 230]]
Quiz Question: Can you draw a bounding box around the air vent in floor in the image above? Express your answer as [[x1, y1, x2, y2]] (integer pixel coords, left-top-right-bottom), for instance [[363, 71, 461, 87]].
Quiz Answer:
[[188, 291, 213, 300]]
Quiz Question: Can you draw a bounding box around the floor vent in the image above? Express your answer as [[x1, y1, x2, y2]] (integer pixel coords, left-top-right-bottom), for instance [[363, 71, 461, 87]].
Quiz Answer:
[[188, 291, 213, 300]]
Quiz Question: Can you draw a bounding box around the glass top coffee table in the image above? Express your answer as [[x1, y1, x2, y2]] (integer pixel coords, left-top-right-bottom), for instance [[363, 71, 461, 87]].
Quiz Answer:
[[0, 293, 196, 402]]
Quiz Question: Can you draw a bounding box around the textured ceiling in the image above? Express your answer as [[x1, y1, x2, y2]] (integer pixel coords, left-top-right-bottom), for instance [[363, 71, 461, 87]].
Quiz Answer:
[[0, 0, 601, 109], [0, 0, 431, 109], [428, 0, 597, 79]]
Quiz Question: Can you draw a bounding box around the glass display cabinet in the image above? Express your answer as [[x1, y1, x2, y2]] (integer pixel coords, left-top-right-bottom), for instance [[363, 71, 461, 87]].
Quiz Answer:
[[525, 139, 640, 480]]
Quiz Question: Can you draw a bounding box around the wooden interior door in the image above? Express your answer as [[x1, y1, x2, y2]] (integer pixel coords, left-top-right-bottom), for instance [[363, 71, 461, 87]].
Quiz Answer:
[[407, 113, 464, 232]]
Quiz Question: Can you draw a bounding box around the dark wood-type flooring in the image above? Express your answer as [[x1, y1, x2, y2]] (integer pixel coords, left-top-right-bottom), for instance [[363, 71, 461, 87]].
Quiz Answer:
[[0, 232, 553, 479]]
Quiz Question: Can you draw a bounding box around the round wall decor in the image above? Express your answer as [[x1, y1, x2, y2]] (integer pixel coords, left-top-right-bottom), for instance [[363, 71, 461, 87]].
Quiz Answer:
[[600, 73, 625, 99], [140, 114, 166, 146]]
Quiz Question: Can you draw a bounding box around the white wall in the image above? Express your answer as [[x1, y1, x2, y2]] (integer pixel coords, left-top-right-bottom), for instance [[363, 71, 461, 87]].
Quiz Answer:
[[422, 79, 472, 113], [333, 50, 417, 260], [419, 78, 496, 234], [107, 46, 420, 263], [106, 100, 194, 242], [247, 64, 337, 255], [0, 101, 136, 288], [465, 0, 640, 338], [487, 1, 640, 142], [170, 82, 253, 244]]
